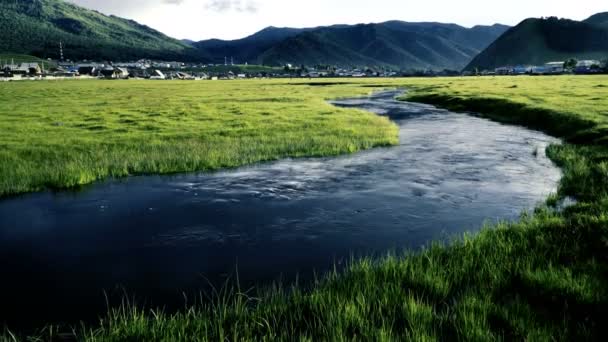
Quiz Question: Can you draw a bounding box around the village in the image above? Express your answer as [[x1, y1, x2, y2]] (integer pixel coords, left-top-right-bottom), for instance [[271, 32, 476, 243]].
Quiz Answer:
[[1, 56, 607, 81], [476, 59, 607, 76], [0, 57, 405, 81]]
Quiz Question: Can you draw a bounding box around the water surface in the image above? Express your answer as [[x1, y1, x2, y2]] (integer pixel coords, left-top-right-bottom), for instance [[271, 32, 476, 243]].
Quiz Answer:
[[0, 91, 561, 328]]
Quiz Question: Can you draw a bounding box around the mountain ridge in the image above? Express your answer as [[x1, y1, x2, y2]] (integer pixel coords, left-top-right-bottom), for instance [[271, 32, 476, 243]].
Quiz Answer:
[[0, 0, 200, 61], [195, 21, 509, 70], [465, 15, 608, 71], [1, 0, 510, 70]]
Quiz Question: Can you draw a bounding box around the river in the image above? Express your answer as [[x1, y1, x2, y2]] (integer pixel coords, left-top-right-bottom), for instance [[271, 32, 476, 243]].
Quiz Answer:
[[0, 90, 561, 329]]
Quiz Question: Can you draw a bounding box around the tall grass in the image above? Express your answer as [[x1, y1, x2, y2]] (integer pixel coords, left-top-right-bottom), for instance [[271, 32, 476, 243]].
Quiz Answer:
[[0, 79, 399, 197]]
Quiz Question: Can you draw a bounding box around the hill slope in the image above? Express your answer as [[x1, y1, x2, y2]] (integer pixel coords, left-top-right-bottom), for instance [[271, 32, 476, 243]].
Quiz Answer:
[[193, 26, 310, 64], [0, 0, 199, 61], [584, 12, 608, 28], [0, 53, 57, 67], [465, 16, 608, 71], [1, 0, 508, 68], [195, 22, 509, 70]]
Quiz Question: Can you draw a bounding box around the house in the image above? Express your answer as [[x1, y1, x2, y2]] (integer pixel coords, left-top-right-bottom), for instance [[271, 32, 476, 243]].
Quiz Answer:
[[78, 63, 104, 76], [77, 65, 97, 76], [175, 72, 195, 80], [544, 62, 564, 74], [100, 67, 129, 79], [512, 65, 532, 75], [4, 63, 42, 76], [1, 65, 12, 78], [575, 60, 602, 74], [495, 66, 512, 75], [22, 63, 42, 75], [128, 68, 149, 79], [150, 70, 166, 80], [531, 66, 548, 75]]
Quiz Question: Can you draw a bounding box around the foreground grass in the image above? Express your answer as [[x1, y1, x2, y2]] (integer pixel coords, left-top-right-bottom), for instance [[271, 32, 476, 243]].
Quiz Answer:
[[3, 76, 608, 340], [10, 145, 608, 341], [0, 79, 398, 197]]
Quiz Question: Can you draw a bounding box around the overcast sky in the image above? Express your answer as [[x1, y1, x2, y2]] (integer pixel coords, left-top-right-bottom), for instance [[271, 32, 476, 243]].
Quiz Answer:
[[68, 0, 607, 41]]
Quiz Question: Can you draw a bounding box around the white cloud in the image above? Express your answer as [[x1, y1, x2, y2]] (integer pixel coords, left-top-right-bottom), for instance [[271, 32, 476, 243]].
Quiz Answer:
[[205, 0, 259, 13], [67, 0, 607, 41]]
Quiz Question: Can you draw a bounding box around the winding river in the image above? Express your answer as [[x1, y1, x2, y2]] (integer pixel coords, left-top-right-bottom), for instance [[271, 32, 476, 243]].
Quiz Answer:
[[0, 91, 561, 329]]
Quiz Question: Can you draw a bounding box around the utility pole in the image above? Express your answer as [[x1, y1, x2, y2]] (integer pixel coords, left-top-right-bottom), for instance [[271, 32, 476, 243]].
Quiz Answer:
[[231, 57, 234, 66], [59, 41, 64, 62], [224, 56, 227, 66]]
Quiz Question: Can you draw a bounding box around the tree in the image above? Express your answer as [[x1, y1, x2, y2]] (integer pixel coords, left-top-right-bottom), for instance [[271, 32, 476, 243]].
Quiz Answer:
[[564, 58, 577, 70], [602, 59, 608, 73]]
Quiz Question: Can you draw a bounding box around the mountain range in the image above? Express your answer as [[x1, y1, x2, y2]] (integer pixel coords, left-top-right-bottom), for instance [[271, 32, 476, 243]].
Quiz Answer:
[[0, 0, 509, 70], [465, 13, 608, 71], [194, 22, 509, 70], [1, 0, 606, 71]]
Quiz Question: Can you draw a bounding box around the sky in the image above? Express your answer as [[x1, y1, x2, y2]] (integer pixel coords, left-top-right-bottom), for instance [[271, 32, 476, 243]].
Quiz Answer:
[[68, 0, 607, 41]]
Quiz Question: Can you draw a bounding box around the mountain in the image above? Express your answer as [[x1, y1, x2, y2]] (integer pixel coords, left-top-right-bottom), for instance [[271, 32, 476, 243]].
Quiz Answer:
[[1, 0, 508, 69], [584, 12, 608, 28], [195, 22, 509, 70], [192, 26, 310, 64], [465, 15, 608, 71], [0, 0, 199, 61]]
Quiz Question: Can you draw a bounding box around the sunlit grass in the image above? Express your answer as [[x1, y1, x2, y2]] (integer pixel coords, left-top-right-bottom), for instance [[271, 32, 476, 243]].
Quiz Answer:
[[0, 79, 399, 197]]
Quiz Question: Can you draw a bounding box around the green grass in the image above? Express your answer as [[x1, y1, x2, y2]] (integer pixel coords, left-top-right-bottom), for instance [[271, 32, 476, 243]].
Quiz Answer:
[[402, 75, 608, 144], [0, 79, 398, 197], [3, 76, 608, 340]]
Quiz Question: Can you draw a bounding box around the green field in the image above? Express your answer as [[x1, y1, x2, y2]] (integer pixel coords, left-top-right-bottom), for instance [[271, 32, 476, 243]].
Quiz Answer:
[[0, 79, 399, 197], [2, 76, 608, 340]]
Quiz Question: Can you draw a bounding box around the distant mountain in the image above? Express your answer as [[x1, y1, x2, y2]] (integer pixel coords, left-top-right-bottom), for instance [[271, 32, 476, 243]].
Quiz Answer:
[[180, 39, 196, 46], [0, 0, 199, 61], [1, 0, 509, 69], [193, 26, 310, 64], [194, 22, 509, 70], [465, 15, 608, 71], [584, 12, 608, 28]]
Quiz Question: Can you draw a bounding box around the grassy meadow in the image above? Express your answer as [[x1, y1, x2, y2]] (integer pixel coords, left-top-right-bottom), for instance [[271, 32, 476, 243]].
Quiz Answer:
[[2, 75, 608, 340], [0, 79, 399, 197], [403, 76, 608, 144]]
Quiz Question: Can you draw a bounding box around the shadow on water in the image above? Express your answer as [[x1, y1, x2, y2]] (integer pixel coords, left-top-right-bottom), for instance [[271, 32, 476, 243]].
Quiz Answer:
[[0, 91, 561, 331]]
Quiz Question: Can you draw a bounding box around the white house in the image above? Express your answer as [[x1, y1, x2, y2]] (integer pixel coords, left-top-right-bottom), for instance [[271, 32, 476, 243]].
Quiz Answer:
[[575, 60, 602, 74], [150, 70, 166, 80], [577, 60, 601, 68], [544, 62, 564, 74]]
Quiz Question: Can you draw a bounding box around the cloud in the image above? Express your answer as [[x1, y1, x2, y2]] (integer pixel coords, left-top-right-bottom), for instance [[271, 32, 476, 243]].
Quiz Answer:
[[205, 0, 259, 13], [69, 0, 184, 14]]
